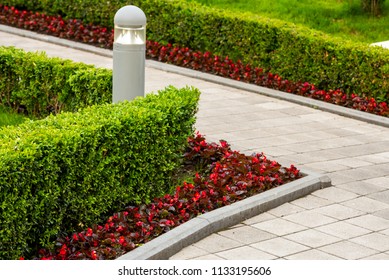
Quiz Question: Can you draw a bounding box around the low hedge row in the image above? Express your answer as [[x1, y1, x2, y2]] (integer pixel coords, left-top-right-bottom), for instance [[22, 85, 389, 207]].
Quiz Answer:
[[0, 85, 200, 260], [1, 0, 388, 101], [0, 6, 387, 117], [0, 46, 112, 118]]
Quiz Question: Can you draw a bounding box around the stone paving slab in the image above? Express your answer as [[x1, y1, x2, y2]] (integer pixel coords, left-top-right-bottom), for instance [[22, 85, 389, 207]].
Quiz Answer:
[[1, 26, 389, 260], [312, 204, 363, 220], [251, 218, 308, 236], [250, 237, 310, 258], [319, 241, 379, 260], [316, 221, 372, 239], [284, 229, 341, 248], [214, 245, 278, 260], [285, 249, 342, 260]]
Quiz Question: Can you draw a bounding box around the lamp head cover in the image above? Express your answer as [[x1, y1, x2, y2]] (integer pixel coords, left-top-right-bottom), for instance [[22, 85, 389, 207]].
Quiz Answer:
[[114, 5, 146, 28]]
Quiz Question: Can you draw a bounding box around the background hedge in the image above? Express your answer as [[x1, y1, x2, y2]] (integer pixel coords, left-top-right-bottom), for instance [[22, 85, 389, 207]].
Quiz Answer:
[[0, 46, 112, 118], [0, 84, 200, 259], [0, 0, 388, 101]]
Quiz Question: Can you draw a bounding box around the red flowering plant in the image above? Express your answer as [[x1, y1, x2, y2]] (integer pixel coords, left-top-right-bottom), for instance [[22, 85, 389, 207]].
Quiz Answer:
[[0, 4, 388, 117], [0, 5, 113, 48], [27, 133, 301, 260]]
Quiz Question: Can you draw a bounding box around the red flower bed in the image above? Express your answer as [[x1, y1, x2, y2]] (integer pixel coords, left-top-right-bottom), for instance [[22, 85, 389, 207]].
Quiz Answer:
[[0, 5, 388, 117], [24, 133, 301, 260], [0, 5, 113, 48]]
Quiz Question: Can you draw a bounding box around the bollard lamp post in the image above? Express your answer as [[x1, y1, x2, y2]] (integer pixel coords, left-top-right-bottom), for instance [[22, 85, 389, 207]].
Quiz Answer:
[[113, 5, 146, 103]]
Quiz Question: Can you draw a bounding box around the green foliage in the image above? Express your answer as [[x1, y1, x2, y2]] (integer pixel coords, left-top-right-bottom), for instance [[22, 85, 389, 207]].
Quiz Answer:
[[140, 0, 389, 99], [0, 46, 112, 118], [0, 105, 28, 127], [190, 0, 389, 44], [0, 85, 200, 259], [1, 0, 387, 100]]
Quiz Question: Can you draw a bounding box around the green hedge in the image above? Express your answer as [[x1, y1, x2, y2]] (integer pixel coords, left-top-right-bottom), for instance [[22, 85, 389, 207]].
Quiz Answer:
[[0, 46, 112, 118], [0, 85, 200, 259], [1, 0, 388, 101]]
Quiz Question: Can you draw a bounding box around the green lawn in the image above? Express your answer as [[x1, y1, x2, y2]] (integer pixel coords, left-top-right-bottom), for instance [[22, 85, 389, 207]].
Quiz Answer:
[[188, 0, 389, 43], [0, 105, 28, 127]]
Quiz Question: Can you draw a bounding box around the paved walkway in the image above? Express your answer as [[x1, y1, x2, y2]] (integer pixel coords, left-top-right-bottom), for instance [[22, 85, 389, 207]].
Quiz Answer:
[[2, 28, 389, 260]]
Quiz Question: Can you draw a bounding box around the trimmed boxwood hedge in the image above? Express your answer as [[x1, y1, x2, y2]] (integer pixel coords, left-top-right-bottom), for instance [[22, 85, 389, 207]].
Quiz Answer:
[[1, 0, 388, 101], [0, 84, 200, 260], [0, 46, 112, 118]]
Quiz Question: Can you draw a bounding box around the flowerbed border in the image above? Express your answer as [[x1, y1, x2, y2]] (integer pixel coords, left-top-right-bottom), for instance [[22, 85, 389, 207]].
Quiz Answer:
[[118, 169, 330, 260]]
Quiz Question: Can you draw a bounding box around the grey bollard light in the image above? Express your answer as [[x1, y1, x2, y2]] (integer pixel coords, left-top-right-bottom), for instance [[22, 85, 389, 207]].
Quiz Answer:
[[113, 5, 146, 103]]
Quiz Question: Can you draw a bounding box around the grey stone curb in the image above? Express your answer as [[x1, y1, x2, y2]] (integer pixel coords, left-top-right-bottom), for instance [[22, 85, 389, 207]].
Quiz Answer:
[[117, 169, 331, 260], [1, 24, 388, 128]]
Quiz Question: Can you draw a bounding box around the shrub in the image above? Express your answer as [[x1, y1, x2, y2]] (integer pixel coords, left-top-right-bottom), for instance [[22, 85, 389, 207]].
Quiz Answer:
[[0, 46, 112, 118], [0, 18, 387, 118], [2, 0, 389, 101], [0, 0, 388, 100], [0, 86, 200, 260]]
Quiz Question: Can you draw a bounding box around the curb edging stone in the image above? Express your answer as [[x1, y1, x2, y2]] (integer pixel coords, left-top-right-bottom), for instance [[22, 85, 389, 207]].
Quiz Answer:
[[117, 170, 331, 260]]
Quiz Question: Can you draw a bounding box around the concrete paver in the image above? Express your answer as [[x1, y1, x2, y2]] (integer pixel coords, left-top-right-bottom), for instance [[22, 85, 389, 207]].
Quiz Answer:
[[267, 203, 305, 217], [363, 177, 389, 188], [361, 253, 389, 260], [380, 228, 389, 236], [346, 215, 389, 231], [242, 213, 276, 225], [218, 226, 276, 245], [251, 218, 307, 236], [285, 249, 342, 260], [319, 241, 379, 260], [192, 254, 224, 260], [325, 172, 359, 185], [284, 229, 341, 248], [336, 181, 387, 195], [351, 233, 389, 251], [1, 27, 389, 260], [282, 211, 337, 228], [311, 187, 359, 203], [316, 221, 371, 239], [215, 246, 277, 260], [169, 246, 208, 260], [341, 197, 389, 213], [250, 237, 310, 258], [190, 235, 243, 253], [312, 204, 363, 220], [375, 209, 389, 220], [290, 195, 333, 210], [368, 190, 389, 204]]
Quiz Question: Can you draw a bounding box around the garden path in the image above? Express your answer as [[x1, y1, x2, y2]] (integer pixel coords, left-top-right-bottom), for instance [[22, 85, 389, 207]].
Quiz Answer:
[[1, 27, 389, 260]]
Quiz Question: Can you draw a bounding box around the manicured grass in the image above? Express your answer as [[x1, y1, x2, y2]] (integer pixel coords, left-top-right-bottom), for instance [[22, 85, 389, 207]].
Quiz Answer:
[[0, 105, 28, 127], [188, 0, 389, 43]]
